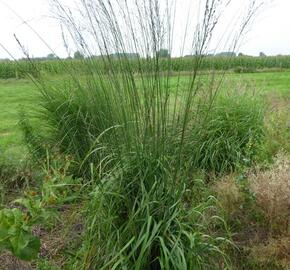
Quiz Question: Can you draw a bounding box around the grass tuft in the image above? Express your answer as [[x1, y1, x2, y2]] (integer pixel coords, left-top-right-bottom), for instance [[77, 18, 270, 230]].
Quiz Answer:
[[187, 89, 265, 173]]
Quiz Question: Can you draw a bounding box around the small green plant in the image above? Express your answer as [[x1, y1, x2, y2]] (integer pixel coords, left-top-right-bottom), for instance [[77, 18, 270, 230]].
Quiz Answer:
[[36, 259, 61, 270], [0, 208, 40, 261], [14, 191, 55, 228], [0, 153, 81, 263], [15, 154, 81, 228]]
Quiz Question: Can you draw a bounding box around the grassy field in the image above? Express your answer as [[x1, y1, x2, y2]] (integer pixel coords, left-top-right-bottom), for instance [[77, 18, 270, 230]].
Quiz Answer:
[[1, 71, 289, 155], [0, 79, 37, 157]]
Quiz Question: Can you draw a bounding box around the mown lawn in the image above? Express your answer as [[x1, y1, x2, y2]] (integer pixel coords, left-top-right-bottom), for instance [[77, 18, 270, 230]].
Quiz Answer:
[[0, 79, 38, 158], [0, 71, 289, 157]]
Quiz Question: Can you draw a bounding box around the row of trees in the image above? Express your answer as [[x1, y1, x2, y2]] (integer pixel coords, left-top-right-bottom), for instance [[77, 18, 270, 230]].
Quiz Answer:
[[67, 50, 267, 59], [47, 49, 171, 60], [0, 50, 270, 62]]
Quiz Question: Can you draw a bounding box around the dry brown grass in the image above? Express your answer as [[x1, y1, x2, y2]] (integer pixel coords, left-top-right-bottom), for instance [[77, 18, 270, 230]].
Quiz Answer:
[[214, 174, 244, 217], [264, 94, 290, 156], [249, 153, 290, 234], [0, 252, 31, 270], [250, 236, 290, 269], [214, 158, 290, 269]]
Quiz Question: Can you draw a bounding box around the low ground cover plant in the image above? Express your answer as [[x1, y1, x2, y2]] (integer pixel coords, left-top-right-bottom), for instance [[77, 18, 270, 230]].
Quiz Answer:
[[0, 153, 81, 265]]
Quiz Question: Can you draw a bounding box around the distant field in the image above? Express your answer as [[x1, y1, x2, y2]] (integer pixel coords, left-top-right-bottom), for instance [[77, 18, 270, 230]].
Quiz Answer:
[[1, 55, 290, 79], [0, 71, 290, 158]]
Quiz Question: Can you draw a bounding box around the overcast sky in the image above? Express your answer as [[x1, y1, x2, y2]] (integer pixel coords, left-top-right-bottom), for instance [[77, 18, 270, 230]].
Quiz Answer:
[[0, 0, 289, 59]]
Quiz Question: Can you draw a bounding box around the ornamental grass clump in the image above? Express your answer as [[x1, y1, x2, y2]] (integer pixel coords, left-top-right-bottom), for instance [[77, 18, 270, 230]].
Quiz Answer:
[[19, 0, 264, 268], [187, 90, 265, 173]]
